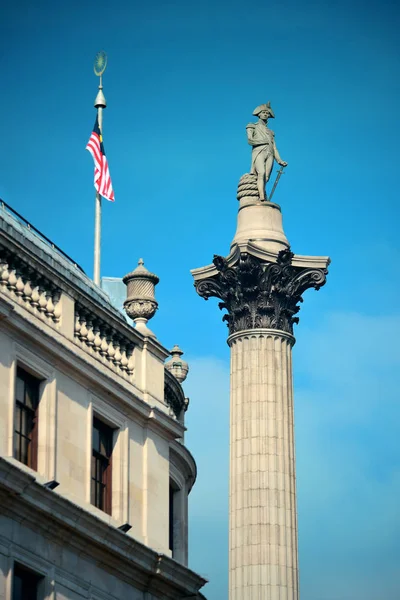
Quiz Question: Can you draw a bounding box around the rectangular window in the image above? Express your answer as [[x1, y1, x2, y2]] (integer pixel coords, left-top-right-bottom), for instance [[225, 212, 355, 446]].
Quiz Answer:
[[12, 563, 42, 600], [169, 480, 182, 556], [91, 417, 113, 514], [14, 367, 41, 470], [169, 484, 175, 553]]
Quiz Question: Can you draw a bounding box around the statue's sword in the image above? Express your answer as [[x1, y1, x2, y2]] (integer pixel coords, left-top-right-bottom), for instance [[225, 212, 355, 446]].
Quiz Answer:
[[268, 165, 285, 202]]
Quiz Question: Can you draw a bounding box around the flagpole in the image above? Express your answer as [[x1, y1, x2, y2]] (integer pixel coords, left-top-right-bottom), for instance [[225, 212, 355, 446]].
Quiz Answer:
[[93, 72, 106, 286]]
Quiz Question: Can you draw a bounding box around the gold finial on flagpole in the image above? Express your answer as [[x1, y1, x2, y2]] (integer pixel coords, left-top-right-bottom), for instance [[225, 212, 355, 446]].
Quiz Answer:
[[94, 50, 107, 77], [94, 51, 107, 113], [93, 51, 107, 286]]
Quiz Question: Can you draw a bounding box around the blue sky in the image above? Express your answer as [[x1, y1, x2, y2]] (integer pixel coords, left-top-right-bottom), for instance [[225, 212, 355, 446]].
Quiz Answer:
[[1, 0, 400, 598]]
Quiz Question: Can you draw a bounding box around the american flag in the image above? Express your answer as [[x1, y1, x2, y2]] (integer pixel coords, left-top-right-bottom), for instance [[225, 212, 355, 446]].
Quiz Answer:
[[86, 116, 115, 202]]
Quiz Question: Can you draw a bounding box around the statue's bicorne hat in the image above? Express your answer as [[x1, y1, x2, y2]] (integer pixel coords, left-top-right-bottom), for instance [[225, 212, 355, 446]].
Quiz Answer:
[[252, 102, 275, 118]]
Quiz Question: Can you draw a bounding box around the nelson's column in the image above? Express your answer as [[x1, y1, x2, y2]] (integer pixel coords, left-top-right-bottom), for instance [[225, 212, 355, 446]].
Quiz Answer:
[[191, 103, 330, 600]]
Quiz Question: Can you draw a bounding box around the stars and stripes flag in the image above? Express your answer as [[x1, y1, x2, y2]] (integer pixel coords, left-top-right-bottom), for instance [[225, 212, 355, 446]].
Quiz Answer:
[[86, 116, 115, 202]]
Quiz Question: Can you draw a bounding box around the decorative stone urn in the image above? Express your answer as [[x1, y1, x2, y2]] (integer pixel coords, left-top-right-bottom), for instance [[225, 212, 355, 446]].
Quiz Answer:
[[123, 259, 159, 337], [165, 345, 189, 383]]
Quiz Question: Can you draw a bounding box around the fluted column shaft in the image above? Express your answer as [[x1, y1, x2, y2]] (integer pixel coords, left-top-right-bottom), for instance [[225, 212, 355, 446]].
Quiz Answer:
[[228, 328, 298, 600]]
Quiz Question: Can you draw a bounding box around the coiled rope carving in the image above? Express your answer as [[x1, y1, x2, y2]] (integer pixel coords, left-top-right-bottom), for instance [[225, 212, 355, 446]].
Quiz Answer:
[[237, 173, 259, 200]]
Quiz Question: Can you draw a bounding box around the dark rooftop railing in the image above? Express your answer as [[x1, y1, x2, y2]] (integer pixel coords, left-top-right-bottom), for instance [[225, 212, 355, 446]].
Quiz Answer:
[[0, 199, 86, 274]]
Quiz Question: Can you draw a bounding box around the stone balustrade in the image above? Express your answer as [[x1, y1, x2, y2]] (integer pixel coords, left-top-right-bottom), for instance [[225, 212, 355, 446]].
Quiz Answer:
[[0, 248, 61, 325], [0, 242, 136, 380], [74, 303, 135, 377]]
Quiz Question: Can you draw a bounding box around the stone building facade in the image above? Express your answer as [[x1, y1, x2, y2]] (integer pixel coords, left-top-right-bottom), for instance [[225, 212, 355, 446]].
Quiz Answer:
[[0, 204, 207, 600]]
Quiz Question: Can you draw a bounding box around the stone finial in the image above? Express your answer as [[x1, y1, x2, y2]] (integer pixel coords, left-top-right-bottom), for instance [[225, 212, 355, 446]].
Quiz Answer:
[[165, 344, 189, 383], [123, 259, 159, 337]]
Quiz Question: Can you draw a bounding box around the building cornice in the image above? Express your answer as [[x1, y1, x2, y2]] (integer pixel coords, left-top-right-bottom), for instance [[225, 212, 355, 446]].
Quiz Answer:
[[170, 441, 197, 493], [0, 457, 207, 598]]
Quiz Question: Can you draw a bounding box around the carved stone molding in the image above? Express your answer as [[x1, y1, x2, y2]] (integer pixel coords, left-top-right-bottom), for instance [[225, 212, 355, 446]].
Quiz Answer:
[[164, 368, 186, 419], [124, 299, 158, 322], [195, 249, 329, 335]]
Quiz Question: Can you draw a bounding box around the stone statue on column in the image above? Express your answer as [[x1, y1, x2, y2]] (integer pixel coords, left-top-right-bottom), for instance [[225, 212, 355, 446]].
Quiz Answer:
[[246, 102, 287, 201]]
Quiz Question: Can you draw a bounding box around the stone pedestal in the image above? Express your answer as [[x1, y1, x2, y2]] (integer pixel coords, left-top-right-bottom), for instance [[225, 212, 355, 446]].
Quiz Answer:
[[231, 199, 289, 254], [229, 329, 298, 600]]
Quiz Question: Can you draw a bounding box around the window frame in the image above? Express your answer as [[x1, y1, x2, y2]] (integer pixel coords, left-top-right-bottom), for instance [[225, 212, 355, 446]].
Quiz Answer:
[[14, 367, 42, 470], [12, 562, 43, 600], [169, 450, 191, 566], [87, 396, 128, 524], [10, 345, 56, 480], [169, 478, 183, 557], [169, 482, 175, 553], [91, 416, 114, 515]]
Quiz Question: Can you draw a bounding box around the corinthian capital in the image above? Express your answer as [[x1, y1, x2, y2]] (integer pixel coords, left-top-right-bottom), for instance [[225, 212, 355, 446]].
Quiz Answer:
[[195, 249, 329, 335]]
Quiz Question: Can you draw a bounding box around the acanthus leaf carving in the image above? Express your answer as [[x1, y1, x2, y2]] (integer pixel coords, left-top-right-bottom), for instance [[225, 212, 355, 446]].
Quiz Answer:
[[194, 248, 328, 335]]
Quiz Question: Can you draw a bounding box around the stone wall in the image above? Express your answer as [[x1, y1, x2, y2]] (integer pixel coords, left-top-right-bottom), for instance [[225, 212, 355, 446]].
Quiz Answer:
[[0, 514, 159, 600], [0, 325, 182, 556]]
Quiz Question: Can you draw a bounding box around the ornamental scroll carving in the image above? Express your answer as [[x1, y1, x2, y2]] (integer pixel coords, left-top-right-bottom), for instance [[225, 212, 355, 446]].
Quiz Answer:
[[195, 249, 328, 335]]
